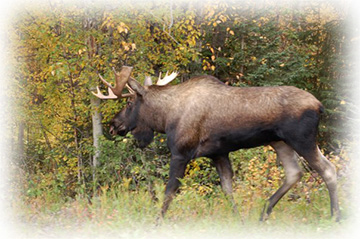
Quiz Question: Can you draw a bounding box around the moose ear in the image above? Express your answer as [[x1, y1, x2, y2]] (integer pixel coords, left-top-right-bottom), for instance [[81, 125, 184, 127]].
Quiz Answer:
[[128, 78, 146, 96], [144, 76, 153, 86]]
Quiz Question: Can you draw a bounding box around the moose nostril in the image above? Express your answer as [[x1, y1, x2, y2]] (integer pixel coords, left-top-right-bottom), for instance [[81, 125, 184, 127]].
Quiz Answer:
[[109, 126, 115, 135]]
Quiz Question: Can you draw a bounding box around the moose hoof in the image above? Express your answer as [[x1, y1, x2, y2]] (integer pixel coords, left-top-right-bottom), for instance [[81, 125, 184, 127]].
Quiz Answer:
[[259, 212, 270, 222], [259, 201, 271, 222], [334, 210, 341, 223]]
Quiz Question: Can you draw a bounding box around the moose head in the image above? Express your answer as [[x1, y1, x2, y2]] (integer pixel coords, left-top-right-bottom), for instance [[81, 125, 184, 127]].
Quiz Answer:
[[92, 66, 177, 148]]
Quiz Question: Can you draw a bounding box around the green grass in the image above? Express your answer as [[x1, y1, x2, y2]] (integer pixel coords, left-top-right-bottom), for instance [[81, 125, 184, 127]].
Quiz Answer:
[[13, 180, 352, 239], [12, 146, 352, 238]]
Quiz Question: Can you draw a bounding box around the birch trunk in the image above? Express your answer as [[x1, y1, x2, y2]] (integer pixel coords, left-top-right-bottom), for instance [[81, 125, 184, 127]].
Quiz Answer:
[[90, 94, 103, 179]]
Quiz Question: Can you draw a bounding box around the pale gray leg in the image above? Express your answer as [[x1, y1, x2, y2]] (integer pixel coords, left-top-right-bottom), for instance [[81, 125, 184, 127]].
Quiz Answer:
[[260, 141, 303, 221]]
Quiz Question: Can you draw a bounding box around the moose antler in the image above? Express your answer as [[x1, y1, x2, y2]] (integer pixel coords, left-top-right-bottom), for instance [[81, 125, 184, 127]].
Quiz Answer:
[[143, 72, 178, 86], [92, 66, 179, 99], [156, 71, 178, 86], [92, 66, 134, 99]]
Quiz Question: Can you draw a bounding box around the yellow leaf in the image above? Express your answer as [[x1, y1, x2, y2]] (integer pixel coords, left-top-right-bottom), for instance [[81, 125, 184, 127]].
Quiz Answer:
[[117, 26, 124, 33], [210, 65, 216, 71], [340, 100, 346, 105], [213, 22, 217, 27], [122, 41, 130, 51], [211, 55, 215, 61], [229, 30, 234, 35], [207, 9, 215, 18], [219, 15, 227, 22], [122, 177, 132, 189]]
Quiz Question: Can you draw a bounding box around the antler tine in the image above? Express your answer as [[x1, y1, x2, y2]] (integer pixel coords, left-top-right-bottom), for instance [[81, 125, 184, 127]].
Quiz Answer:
[[92, 66, 134, 99], [91, 86, 118, 99], [98, 74, 113, 88], [156, 71, 178, 86], [126, 84, 136, 95]]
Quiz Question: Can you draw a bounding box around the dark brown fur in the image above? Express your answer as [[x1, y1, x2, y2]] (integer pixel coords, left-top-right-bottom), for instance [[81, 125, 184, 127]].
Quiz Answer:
[[110, 75, 340, 221]]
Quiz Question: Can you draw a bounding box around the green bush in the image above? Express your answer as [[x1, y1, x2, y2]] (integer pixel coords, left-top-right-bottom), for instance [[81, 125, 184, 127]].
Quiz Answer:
[[95, 134, 170, 191]]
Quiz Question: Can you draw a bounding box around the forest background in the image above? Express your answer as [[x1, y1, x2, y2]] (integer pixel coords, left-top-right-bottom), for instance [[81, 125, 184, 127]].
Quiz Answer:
[[2, 0, 360, 238]]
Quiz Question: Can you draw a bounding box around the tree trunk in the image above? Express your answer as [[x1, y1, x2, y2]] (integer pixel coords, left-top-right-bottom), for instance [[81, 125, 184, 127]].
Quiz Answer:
[[90, 94, 103, 180], [68, 75, 84, 185], [17, 121, 25, 164], [240, 35, 245, 78]]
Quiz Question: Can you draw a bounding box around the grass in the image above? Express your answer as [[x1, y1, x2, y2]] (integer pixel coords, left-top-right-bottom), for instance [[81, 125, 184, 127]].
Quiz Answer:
[[12, 179, 352, 239], [10, 146, 353, 238]]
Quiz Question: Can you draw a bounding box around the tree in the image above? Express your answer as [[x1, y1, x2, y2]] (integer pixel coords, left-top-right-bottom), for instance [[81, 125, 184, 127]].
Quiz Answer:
[[11, 0, 349, 198]]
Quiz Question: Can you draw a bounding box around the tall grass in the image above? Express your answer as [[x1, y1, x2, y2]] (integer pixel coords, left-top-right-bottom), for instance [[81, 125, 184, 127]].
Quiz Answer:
[[12, 145, 351, 239], [13, 175, 350, 239]]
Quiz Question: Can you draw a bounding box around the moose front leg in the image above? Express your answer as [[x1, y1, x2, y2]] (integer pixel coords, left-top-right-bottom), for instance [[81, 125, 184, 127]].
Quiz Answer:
[[212, 155, 238, 214], [160, 155, 189, 218]]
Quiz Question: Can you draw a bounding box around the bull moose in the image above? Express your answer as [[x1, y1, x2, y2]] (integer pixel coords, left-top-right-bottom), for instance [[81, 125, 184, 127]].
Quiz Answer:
[[92, 66, 340, 221]]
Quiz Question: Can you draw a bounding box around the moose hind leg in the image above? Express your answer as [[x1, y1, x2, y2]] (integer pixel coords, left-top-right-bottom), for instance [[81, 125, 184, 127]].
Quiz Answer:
[[260, 141, 303, 221], [302, 147, 340, 221]]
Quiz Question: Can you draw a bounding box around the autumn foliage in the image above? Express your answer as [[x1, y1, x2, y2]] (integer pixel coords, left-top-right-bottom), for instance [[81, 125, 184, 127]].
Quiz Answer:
[[10, 0, 351, 226]]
